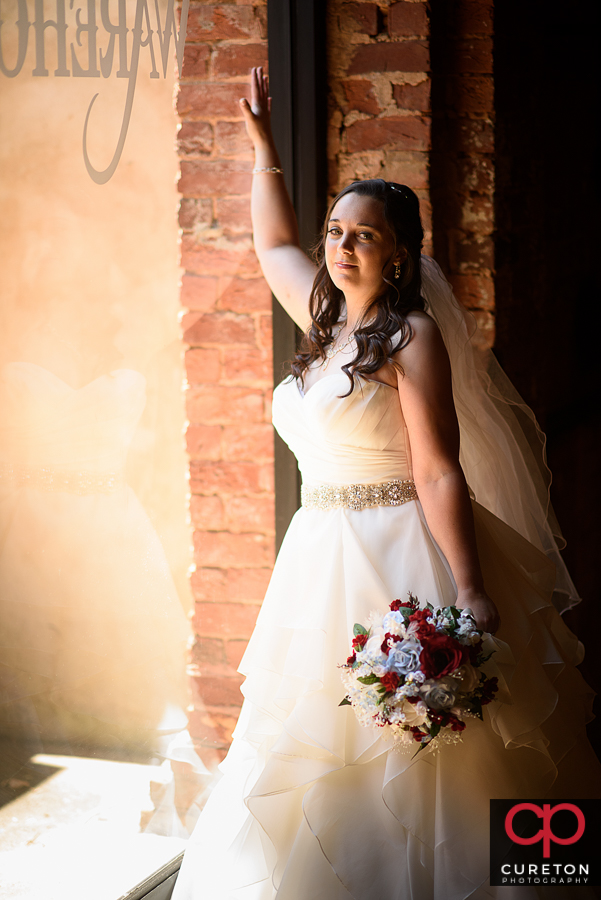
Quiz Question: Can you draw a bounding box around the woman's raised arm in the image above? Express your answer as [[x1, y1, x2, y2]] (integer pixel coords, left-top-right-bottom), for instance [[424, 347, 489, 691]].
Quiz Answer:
[[240, 67, 316, 330]]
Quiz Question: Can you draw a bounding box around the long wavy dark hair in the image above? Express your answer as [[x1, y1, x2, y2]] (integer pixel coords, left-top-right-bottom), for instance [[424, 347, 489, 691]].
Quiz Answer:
[[290, 179, 425, 396]]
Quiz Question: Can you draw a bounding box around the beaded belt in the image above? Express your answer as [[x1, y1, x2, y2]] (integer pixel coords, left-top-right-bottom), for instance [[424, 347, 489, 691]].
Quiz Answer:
[[0, 463, 124, 495], [301, 479, 418, 511]]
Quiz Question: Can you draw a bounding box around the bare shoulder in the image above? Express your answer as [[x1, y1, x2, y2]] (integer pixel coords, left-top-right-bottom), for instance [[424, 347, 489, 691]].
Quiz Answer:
[[397, 310, 445, 357], [394, 310, 450, 381], [405, 309, 441, 339]]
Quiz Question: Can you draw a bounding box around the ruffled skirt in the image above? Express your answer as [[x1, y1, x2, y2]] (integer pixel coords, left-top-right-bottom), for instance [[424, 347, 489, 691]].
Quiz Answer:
[[173, 499, 601, 900]]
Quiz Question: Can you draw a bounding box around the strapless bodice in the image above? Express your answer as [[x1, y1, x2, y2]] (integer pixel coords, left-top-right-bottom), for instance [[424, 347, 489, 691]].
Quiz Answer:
[[0, 363, 146, 474], [272, 373, 412, 485]]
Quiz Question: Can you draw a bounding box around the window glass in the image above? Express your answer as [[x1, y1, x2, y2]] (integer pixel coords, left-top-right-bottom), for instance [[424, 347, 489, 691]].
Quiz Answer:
[[0, 2, 203, 895]]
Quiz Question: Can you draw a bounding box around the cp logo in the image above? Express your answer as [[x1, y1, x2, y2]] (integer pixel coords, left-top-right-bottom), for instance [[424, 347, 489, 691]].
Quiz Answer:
[[505, 803, 585, 858]]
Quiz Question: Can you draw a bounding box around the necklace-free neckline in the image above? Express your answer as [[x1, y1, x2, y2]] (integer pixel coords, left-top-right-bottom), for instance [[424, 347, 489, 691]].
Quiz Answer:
[[295, 371, 398, 400]]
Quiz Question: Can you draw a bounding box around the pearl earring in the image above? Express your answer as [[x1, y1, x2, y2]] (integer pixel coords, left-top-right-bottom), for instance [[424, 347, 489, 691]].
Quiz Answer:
[[394, 261, 401, 279]]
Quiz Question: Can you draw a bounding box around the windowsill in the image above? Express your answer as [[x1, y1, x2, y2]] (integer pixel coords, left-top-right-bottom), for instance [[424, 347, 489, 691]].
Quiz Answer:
[[0, 749, 188, 900], [117, 852, 184, 900]]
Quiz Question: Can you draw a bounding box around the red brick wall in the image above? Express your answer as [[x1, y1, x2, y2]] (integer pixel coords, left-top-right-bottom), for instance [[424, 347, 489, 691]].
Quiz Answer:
[[327, 0, 495, 339], [177, 1, 273, 764], [430, 0, 495, 345], [327, 1, 432, 250]]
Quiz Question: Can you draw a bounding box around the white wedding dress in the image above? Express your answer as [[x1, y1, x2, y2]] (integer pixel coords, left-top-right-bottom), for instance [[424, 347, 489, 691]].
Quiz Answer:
[[173, 368, 601, 900]]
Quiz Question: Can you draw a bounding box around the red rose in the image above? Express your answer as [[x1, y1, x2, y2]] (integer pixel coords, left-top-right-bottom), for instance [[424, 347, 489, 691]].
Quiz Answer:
[[408, 608, 437, 638], [390, 599, 414, 611], [380, 632, 403, 656], [346, 652, 356, 665], [419, 633, 469, 679], [380, 671, 400, 693], [409, 609, 432, 623], [352, 633, 368, 650]]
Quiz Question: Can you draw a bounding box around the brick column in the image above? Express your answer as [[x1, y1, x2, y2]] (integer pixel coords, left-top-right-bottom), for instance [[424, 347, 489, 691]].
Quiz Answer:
[[177, 2, 273, 765], [430, 0, 495, 344], [327, 1, 432, 249]]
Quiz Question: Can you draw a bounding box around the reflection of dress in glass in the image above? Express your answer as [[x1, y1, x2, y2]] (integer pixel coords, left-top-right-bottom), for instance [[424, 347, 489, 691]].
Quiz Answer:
[[173, 362, 601, 897], [0, 363, 188, 748]]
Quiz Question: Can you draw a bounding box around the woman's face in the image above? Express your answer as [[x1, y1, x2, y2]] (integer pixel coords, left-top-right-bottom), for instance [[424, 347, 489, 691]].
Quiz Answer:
[[325, 192, 403, 301]]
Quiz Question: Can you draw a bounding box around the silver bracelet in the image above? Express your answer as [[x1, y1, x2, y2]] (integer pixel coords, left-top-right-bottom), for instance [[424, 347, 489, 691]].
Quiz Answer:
[[252, 166, 284, 174]]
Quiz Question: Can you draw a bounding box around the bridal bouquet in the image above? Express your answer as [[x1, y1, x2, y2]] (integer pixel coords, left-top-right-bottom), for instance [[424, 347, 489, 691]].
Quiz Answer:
[[340, 593, 498, 754]]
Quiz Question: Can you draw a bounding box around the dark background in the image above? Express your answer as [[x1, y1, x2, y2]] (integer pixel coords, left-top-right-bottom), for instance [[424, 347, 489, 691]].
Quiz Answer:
[[493, 1, 601, 754]]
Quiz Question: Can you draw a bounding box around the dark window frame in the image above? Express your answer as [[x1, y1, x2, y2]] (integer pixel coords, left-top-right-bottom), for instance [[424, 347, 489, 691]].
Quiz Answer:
[[268, 0, 328, 551]]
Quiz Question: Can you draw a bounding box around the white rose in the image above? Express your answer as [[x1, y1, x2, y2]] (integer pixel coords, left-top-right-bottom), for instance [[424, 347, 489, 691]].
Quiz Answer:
[[400, 699, 429, 726], [420, 677, 457, 710]]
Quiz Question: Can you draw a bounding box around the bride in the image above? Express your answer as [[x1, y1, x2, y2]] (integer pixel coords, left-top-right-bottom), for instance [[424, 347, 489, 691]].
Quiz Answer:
[[172, 68, 601, 899]]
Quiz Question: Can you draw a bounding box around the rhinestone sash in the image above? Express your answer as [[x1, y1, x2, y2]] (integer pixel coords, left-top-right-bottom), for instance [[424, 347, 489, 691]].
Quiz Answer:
[[301, 479, 418, 511]]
